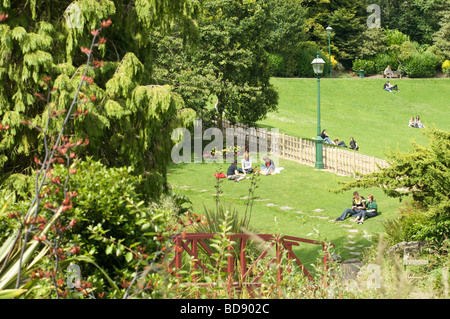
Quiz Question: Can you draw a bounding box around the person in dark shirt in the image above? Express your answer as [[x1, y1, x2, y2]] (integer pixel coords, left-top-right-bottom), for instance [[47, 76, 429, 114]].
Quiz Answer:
[[227, 160, 245, 182], [350, 137, 359, 150]]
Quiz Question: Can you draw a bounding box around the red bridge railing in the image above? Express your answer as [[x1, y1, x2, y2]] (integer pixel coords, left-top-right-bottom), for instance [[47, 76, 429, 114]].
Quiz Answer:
[[168, 233, 333, 296]]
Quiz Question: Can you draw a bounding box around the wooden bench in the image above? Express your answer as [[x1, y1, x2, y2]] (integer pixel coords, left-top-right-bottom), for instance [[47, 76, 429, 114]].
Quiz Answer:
[[383, 70, 402, 78]]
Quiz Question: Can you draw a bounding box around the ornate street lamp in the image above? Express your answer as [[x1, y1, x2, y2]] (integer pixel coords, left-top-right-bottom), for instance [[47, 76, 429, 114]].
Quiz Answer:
[[311, 54, 325, 169], [326, 26, 333, 77]]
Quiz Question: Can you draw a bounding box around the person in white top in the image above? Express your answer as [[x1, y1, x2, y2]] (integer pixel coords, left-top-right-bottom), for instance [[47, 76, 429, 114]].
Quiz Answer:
[[238, 150, 253, 174]]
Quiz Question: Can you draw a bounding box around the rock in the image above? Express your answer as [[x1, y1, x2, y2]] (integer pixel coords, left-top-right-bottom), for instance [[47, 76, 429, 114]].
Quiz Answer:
[[331, 253, 343, 263], [387, 241, 427, 257]]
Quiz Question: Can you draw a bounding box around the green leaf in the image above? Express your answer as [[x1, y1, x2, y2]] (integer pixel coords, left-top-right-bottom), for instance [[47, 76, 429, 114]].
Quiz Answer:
[[105, 244, 113, 255], [125, 252, 133, 263], [0, 289, 27, 299]]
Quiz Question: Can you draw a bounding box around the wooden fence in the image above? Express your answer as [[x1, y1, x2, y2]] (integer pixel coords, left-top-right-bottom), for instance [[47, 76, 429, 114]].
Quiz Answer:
[[219, 119, 389, 177]]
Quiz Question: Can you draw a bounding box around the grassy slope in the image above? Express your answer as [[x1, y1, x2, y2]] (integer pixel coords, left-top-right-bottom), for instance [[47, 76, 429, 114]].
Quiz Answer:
[[167, 78, 450, 267], [259, 78, 450, 159]]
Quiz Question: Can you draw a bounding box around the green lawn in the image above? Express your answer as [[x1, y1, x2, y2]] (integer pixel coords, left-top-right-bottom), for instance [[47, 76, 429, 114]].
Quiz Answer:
[[167, 159, 402, 267], [259, 78, 450, 159], [167, 77, 449, 269]]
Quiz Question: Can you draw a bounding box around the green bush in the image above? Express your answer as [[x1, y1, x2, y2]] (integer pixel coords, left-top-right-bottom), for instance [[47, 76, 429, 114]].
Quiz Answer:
[[373, 53, 399, 73], [352, 59, 376, 76], [267, 53, 286, 77], [403, 51, 437, 77], [5, 158, 183, 298], [296, 48, 330, 77], [385, 29, 410, 46]]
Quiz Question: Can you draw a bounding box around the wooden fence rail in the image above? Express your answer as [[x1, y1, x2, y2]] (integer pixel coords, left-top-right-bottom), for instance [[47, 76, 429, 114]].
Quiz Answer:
[[219, 119, 389, 177]]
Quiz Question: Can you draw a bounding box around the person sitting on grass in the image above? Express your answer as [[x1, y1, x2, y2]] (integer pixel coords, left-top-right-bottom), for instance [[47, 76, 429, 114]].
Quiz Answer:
[[409, 116, 415, 127], [238, 150, 253, 174], [333, 139, 348, 148], [383, 81, 399, 92], [332, 191, 366, 222], [349, 137, 359, 150], [260, 156, 275, 175], [321, 129, 332, 144], [352, 195, 378, 224], [384, 65, 392, 78], [415, 115, 425, 128], [227, 160, 245, 182]]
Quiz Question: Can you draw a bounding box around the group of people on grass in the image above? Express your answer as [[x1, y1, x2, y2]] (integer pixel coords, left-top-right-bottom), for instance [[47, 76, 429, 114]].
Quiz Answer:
[[332, 191, 378, 224], [409, 116, 425, 128], [226, 151, 275, 182], [321, 130, 359, 151]]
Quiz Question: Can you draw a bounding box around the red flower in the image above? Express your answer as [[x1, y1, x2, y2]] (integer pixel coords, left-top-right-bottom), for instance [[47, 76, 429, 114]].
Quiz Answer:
[[69, 219, 77, 227], [91, 29, 100, 36], [0, 13, 8, 21], [101, 19, 112, 28], [80, 47, 92, 55], [98, 37, 107, 44]]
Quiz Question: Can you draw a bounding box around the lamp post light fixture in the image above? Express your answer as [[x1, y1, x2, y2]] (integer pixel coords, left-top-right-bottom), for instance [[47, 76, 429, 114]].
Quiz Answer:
[[326, 26, 332, 77], [311, 54, 326, 169]]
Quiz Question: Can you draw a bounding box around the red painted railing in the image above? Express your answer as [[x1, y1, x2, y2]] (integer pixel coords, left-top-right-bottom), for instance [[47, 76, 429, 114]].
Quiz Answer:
[[168, 233, 333, 296]]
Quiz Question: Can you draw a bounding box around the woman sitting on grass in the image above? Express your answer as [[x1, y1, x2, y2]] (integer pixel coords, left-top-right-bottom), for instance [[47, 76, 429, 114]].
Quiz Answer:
[[260, 156, 275, 175], [352, 195, 378, 224]]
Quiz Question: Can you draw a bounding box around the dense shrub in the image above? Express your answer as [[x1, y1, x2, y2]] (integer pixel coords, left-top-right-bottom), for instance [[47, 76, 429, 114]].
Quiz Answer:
[[403, 51, 437, 77], [373, 53, 399, 73], [5, 158, 186, 298], [352, 59, 376, 76], [296, 48, 330, 77], [267, 53, 286, 77]]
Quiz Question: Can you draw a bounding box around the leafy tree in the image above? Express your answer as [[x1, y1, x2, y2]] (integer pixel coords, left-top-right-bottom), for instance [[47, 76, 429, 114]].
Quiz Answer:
[[359, 28, 388, 59], [152, 0, 278, 127], [367, 0, 447, 45], [264, 0, 308, 54], [327, 4, 366, 63], [198, 0, 278, 126], [433, 1, 450, 59], [0, 0, 198, 197]]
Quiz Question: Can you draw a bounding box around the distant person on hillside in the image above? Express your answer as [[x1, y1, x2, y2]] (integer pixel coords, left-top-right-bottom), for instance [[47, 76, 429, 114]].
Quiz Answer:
[[333, 139, 348, 148], [409, 116, 416, 127], [227, 160, 245, 182], [415, 116, 425, 128], [384, 65, 393, 78], [238, 150, 253, 174], [350, 137, 359, 150], [332, 191, 366, 222], [321, 129, 332, 144], [352, 195, 378, 224]]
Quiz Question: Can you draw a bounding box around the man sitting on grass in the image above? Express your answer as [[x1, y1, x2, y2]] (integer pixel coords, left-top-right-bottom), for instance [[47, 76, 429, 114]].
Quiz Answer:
[[227, 160, 245, 182]]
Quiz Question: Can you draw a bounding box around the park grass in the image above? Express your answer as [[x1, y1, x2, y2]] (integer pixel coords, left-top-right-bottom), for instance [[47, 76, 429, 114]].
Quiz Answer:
[[259, 77, 450, 159], [167, 158, 402, 269], [167, 77, 449, 271]]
